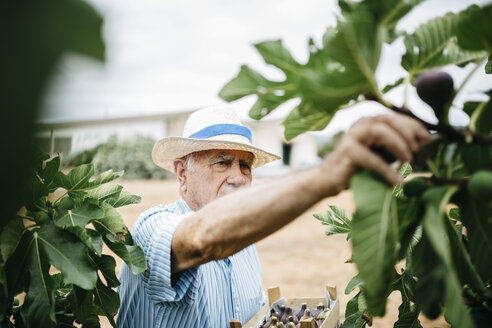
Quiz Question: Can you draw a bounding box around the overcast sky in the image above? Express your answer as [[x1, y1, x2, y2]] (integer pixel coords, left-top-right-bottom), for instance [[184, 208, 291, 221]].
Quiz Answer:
[[41, 0, 492, 136]]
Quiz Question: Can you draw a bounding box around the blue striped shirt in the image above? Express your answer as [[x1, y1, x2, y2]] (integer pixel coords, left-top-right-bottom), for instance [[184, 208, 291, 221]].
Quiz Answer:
[[116, 198, 266, 327]]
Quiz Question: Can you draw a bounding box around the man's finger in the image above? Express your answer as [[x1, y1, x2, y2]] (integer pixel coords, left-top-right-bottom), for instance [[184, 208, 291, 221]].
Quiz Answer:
[[378, 115, 424, 153], [345, 141, 403, 184], [364, 122, 413, 163]]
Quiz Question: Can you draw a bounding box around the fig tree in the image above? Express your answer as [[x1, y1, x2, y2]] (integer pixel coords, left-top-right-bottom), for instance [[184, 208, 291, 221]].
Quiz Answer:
[[415, 71, 454, 123], [468, 170, 492, 202]]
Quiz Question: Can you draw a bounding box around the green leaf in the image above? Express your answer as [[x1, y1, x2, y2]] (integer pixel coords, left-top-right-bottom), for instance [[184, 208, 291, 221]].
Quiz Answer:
[[486, 56, 492, 74], [89, 169, 123, 186], [282, 103, 334, 140], [218, 65, 283, 102], [393, 265, 422, 328], [220, 4, 386, 138], [93, 278, 119, 327], [0, 218, 25, 265], [393, 163, 413, 198], [443, 208, 488, 296], [54, 164, 94, 196], [38, 155, 61, 192], [411, 235, 446, 319], [20, 231, 56, 328], [345, 275, 362, 295], [380, 0, 424, 37], [401, 11, 485, 75], [22, 170, 49, 212], [314, 205, 352, 238], [90, 254, 120, 288], [459, 144, 492, 174], [254, 40, 301, 75], [105, 190, 141, 208], [37, 223, 98, 290], [65, 226, 103, 255], [84, 184, 123, 203], [420, 186, 475, 327], [393, 301, 422, 328], [457, 191, 492, 282], [54, 203, 104, 228], [456, 4, 492, 52], [54, 166, 122, 197], [448, 207, 460, 221], [320, 9, 382, 95], [68, 286, 95, 326], [94, 203, 129, 235], [340, 292, 365, 328], [4, 231, 33, 299], [396, 197, 422, 259], [99, 233, 147, 275], [350, 171, 398, 316], [218, 64, 293, 121]]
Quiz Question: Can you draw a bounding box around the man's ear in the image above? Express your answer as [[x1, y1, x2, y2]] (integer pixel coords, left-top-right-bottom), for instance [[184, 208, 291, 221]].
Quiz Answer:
[[174, 159, 187, 187]]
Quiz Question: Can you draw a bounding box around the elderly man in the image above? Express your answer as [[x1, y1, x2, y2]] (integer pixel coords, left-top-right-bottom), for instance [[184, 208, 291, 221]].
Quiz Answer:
[[116, 106, 429, 327]]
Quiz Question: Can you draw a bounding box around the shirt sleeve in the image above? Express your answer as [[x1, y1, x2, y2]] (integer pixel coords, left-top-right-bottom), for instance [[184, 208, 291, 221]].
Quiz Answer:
[[135, 211, 198, 304]]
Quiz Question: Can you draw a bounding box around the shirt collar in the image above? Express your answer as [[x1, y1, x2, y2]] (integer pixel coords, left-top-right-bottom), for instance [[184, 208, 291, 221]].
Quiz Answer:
[[178, 198, 194, 213]]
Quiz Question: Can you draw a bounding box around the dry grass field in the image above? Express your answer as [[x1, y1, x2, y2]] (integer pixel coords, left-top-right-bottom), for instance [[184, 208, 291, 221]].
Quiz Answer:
[[103, 177, 448, 327]]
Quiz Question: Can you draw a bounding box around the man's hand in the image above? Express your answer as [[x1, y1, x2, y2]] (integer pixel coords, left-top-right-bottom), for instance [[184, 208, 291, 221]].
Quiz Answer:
[[321, 114, 430, 192]]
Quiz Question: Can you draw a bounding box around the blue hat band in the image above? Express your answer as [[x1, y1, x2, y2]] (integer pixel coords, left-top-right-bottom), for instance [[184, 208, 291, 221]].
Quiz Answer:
[[188, 124, 252, 142]]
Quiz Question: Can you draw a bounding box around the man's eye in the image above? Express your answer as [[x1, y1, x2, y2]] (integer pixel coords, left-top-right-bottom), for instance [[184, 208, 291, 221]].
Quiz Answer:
[[217, 161, 228, 165], [241, 164, 251, 170]]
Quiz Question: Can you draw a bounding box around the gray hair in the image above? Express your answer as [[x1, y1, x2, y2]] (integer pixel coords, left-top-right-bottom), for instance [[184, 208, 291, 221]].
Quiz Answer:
[[182, 152, 198, 172]]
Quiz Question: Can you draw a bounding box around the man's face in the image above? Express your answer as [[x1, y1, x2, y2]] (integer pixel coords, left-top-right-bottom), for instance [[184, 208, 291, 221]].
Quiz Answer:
[[179, 149, 254, 210]]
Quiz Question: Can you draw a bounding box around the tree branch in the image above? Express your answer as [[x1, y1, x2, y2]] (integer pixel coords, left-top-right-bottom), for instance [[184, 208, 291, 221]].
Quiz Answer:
[[365, 95, 492, 145]]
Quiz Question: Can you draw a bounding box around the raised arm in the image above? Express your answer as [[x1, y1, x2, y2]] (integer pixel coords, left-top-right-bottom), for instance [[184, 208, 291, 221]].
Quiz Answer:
[[170, 114, 429, 273]]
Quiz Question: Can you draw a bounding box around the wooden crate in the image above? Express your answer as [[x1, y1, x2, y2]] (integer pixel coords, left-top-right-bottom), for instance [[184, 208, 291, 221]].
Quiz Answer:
[[230, 285, 340, 328]]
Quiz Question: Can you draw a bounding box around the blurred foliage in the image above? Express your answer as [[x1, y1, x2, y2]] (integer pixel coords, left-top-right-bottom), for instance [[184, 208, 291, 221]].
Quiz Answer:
[[2, 0, 105, 232], [317, 132, 344, 158], [1, 150, 146, 327], [65, 136, 171, 180]]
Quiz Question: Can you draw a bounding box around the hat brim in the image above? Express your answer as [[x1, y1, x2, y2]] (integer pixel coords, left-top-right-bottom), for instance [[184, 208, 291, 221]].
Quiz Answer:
[[152, 137, 281, 172]]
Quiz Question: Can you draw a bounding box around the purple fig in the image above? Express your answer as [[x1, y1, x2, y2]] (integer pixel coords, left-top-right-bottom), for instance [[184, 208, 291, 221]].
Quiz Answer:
[[416, 71, 454, 122]]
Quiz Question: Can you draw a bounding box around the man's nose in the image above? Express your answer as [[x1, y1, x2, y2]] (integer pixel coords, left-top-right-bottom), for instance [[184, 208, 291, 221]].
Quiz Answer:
[[227, 163, 248, 186]]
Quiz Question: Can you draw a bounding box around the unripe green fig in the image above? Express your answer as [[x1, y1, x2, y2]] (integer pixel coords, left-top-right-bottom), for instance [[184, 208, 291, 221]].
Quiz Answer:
[[416, 71, 454, 122], [13, 298, 20, 307], [403, 177, 430, 198], [59, 196, 75, 210], [34, 211, 50, 224], [468, 170, 492, 201]]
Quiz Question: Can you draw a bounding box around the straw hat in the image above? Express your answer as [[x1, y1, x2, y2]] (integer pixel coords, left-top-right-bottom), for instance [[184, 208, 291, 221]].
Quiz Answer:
[[152, 106, 281, 172]]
